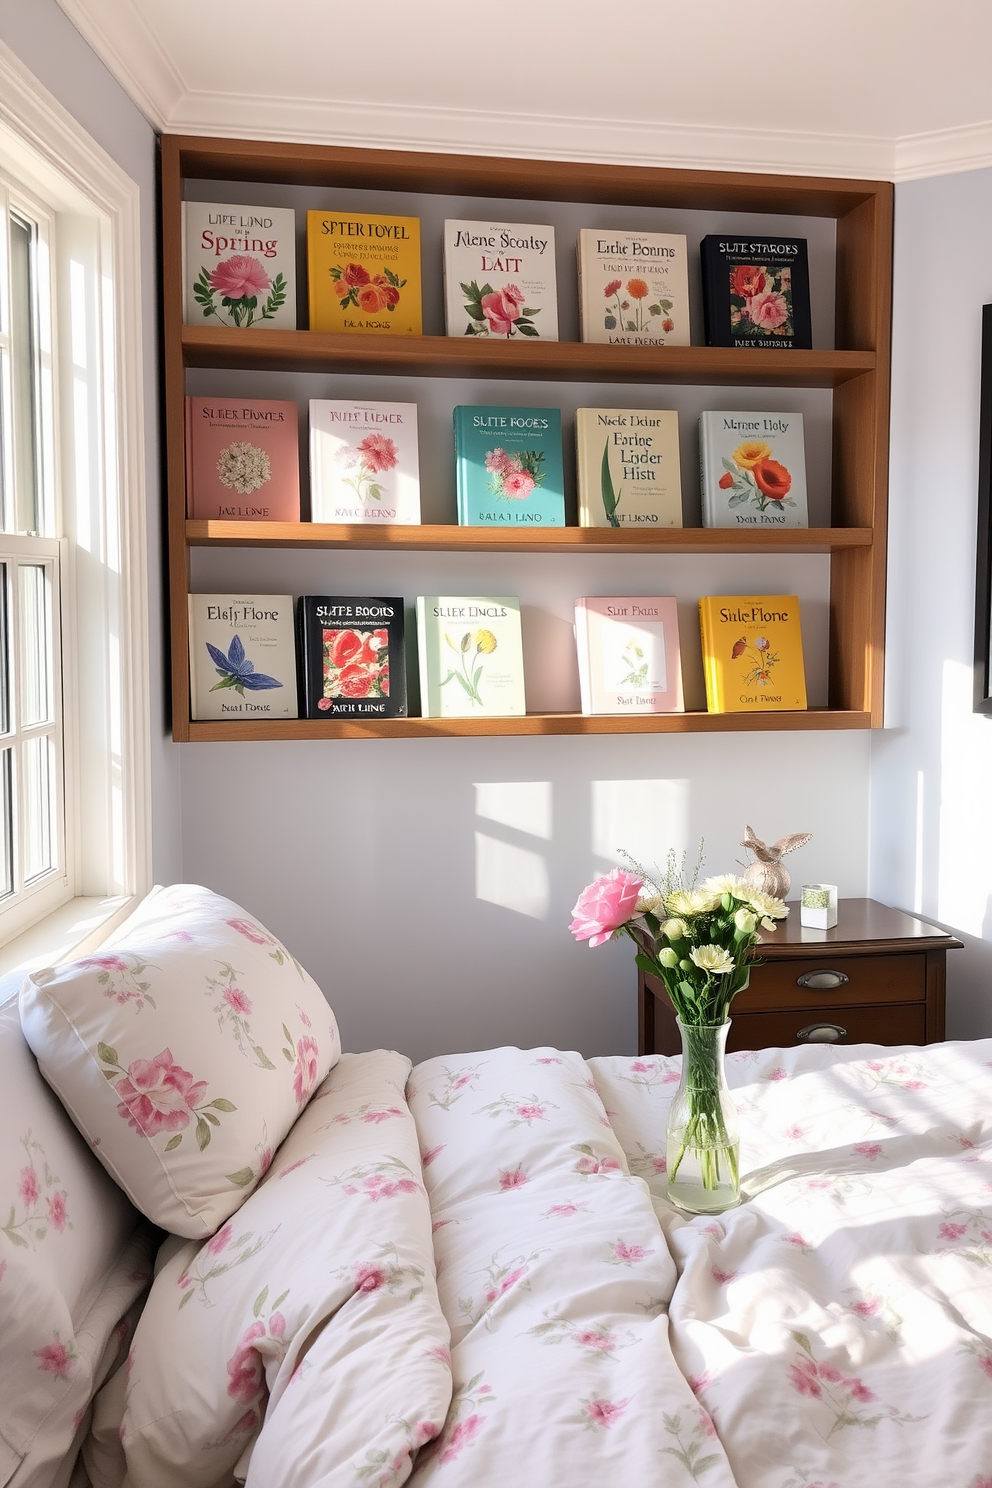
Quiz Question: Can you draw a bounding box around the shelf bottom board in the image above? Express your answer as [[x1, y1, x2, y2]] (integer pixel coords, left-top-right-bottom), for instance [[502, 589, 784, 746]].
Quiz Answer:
[[181, 708, 872, 742]]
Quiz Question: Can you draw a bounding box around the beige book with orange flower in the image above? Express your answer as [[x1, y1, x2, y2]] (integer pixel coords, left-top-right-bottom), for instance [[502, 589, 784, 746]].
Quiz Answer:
[[307, 211, 421, 335], [577, 229, 689, 347], [699, 411, 808, 529], [183, 202, 296, 328], [309, 400, 420, 525], [698, 594, 807, 713]]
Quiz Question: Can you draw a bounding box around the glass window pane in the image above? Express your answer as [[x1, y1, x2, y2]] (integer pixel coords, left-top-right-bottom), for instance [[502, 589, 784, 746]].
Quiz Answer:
[[0, 350, 9, 532], [0, 748, 11, 898], [22, 733, 53, 881], [19, 563, 49, 726], [0, 561, 8, 735], [10, 214, 39, 535]]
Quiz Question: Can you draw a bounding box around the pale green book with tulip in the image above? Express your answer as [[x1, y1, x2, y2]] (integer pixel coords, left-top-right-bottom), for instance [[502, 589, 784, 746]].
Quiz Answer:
[[416, 596, 525, 718]]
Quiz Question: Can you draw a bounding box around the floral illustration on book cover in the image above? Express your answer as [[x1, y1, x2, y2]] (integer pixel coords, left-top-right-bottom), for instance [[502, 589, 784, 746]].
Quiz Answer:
[[191, 256, 288, 328], [328, 261, 406, 317], [441, 628, 498, 707], [216, 442, 272, 496], [460, 280, 541, 337], [335, 433, 399, 504], [603, 277, 674, 337], [320, 628, 389, 708], [731, 634, 781, 689], [717, 438, 798, 514], [484, 447, 546, 501], [728, 263, 793, 339]]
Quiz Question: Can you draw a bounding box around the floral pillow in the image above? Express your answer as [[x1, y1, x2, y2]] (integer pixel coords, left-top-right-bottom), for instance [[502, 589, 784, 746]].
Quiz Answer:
[[19, 884, 341, 1238]]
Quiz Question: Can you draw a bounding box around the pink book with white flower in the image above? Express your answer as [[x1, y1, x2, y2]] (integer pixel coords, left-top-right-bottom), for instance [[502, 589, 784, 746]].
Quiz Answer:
[[185, 397, 300, 521], [443, 220, 558, 340], [309, 400, 421, 525], [182, 202, 296, 329]]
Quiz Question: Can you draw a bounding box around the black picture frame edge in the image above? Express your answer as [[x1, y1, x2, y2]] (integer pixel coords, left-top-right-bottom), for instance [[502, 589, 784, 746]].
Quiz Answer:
[[974, 304, 992, 712]]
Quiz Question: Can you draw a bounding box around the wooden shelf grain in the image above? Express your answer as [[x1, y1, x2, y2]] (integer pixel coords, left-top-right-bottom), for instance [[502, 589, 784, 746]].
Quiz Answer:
[[186, 520, 873, 554], [185, 709, 871, 742], [181, 326, 875, 388]]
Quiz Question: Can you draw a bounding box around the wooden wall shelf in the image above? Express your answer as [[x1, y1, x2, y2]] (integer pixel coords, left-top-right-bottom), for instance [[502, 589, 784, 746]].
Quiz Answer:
[[162, 135, 893, 743]]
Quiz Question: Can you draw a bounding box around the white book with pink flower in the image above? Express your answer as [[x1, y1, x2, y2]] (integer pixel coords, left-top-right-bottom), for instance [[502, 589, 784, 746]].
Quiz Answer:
[[443, 220, 558, 340], [577, 228, 689, 347], [182, 202, 297, 329], [309, 400, 421, 525]]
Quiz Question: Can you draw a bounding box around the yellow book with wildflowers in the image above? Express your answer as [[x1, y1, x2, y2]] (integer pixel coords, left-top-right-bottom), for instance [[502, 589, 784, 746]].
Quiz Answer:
[[307, 211, 422, 335], [698, 595, 807, 712]]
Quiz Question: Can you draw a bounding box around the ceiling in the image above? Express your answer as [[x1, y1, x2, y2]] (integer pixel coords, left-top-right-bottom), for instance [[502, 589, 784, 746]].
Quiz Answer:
[[56, 0, 992, 181]]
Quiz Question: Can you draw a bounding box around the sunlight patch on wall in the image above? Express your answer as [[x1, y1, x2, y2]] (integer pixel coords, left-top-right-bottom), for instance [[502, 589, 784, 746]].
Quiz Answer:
[[475, 832, 549, 919], [591, 779, 689, 874], [475, 781, 552, 839], [938, 660, 992, 936]]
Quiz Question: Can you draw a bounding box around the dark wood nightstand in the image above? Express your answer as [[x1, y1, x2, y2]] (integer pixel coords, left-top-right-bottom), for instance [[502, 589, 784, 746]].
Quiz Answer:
[[638, 898, 963, 1056]]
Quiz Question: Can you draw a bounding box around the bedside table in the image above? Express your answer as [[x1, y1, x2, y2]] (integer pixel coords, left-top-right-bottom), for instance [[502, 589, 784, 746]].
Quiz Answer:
[[638, 898, 963, 1056]]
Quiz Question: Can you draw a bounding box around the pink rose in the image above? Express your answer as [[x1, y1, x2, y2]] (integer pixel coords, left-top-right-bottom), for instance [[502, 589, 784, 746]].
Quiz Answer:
[[845, 1377, 876, 1402], [292, 1035, 320, 1106], [18, 1166, 39, 1207], [938, 1220, 968, 1241], [852, 1142, 882, 1160], [515, 1103, 546, 1122], [578, 1330, 616, 1351], [613, 1240, 649, 1263], [226, 917, 269, 945], [421, 1144, 445, 1167], [227, 1321, 266, 1403], [499, 1166, 528, 1190], [224, 987, 253, 1015], [79, 954, 129, 971], [501, 469, 535, 500], [47, 1191, 67, 1232], [849, 1297, 879, 1316], [789, 1361, 821, 1397], [485, 447, 513, 475], [209, 255, 271, 301], [569, 867, 643, 947], [584, 1398, 628, 1430], [439, 1413, 485, 1464], [356, 433, 399, 474], [746, 289, 789, 331], [480, 284, 525, 335], [34, 1338, 75, 1378], [114, 1048, 208, 1137], [206, 1222, 233, 1255], [355, 1264, 386, 1292]]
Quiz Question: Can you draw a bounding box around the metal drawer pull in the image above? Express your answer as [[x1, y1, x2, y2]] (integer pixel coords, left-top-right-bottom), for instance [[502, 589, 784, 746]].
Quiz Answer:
[[796, 970, 850, 990], [796, 1022, 848, 1043]]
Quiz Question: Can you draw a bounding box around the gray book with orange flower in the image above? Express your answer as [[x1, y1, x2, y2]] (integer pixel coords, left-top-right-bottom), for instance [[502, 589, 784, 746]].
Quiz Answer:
[[577, 229, 689, 347], [699, 411, 808, 528], [416, 596, 525, 718], [443, 220, 558, 340], [309, 400, 420, 525], [182, 202, 296, 329]]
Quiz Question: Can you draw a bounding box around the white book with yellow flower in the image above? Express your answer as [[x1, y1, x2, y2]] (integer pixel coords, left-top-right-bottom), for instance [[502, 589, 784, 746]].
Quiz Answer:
[[577, 229, 689, 347], [416, 597, 525, 718], [699, 411, 808, 529]]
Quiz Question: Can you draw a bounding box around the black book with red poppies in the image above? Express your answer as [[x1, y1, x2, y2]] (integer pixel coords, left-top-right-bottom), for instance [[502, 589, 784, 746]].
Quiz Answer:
[[700, 235, 812, 349], [296, 596, 407, 719]]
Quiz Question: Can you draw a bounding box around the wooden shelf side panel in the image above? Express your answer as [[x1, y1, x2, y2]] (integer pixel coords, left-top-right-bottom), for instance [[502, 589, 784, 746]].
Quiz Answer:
[[161, 137, 192, 743]]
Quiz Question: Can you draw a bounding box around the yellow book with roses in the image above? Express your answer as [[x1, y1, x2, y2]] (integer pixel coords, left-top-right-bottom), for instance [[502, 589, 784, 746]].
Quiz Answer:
[[698, 594, 807, 713], [307, 210, 422, 335]]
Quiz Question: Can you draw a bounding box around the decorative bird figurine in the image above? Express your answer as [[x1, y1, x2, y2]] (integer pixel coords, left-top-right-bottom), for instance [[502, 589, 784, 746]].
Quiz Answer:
[[740, 824, 812, 899]]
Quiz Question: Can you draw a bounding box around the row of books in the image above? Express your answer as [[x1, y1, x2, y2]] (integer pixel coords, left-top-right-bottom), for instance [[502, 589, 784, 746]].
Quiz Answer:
[[188, 592, 807, 722], [184, 202, 813, 350], [187, 397, 810, 530]]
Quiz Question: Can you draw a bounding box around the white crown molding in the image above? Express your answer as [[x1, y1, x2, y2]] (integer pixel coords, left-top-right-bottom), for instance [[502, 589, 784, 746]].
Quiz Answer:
[[894, 119, 992, 182], [55, 0, 183, 130]]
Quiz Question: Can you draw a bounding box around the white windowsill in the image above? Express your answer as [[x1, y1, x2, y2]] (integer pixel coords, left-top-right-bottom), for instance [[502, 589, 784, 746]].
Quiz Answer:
[[0, 893, 137, 1001]]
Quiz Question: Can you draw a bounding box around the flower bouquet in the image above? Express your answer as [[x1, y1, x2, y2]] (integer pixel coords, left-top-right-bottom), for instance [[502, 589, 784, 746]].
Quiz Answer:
[[569, 856, 788, 1212]]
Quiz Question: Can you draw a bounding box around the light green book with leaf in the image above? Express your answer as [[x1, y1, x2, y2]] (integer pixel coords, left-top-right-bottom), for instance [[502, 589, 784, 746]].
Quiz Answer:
[[575, 408, 682, 528], [416, 596, 525, 718]]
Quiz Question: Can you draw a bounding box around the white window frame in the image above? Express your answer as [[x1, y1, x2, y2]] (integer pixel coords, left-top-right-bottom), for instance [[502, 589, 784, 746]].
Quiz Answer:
[[0, 39, 152, 953]]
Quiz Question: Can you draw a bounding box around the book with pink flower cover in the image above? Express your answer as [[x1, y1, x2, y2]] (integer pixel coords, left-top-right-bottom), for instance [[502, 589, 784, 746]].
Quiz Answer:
[[453, 406, 564, 527], [297, 596, 407, 719], [182, 202, 296, 329], [307, 211, 421, 336], [184, 397, 300, 520], [700, 235, 812, 349], [443, 220, 558, 340], [309, 400, 420, 525], [577, 229, 689, 347], [575, 596, 684, 714]]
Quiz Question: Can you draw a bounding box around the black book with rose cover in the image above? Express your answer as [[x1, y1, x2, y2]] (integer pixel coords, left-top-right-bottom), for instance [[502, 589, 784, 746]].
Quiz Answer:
[[700, 235, 812, 349], [296, 596, 407, 719]]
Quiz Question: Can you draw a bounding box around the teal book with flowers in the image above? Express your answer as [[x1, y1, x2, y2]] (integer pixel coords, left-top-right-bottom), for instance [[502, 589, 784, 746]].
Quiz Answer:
[[454, 406, 565, 527], [416, 596, 525, 718], [188, 594, 298, 721]]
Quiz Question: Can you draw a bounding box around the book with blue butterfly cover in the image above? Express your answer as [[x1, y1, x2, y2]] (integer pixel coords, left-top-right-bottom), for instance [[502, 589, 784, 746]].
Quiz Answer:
[[188, 594, 298, 720]]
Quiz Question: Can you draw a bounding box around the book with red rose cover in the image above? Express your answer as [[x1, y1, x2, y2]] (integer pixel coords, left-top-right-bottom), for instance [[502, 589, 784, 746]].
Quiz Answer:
[[309, 400, 420, 525], [443, 220, 558, 339], [188, 594, 298, 721], [699, 411, 808, 528], [182, 202, 296, 329], [184, 397, 300, 520], [307, 211, 421, 336], [577, 229, 689, 347], [297, 596, 407, 719], [698, 594, 807, 713], [699, 235, 811, 349]]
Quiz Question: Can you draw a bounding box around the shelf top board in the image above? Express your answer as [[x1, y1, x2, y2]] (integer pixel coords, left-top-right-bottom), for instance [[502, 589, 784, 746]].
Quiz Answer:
[[165, 135, 889, 219], [186, 520, 872, 555], [181, 326, 875, 388]]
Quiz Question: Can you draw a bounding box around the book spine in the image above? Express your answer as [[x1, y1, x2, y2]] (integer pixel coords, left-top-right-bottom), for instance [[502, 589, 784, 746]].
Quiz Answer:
[[698, 603, 721, 712], [416, 598, 434, 717], [699, 420, 713, 528], [699, 239, 722, 348], [184, 397, 194, 518], [574, 602, 592, 715], [296, 601, 310, 718]]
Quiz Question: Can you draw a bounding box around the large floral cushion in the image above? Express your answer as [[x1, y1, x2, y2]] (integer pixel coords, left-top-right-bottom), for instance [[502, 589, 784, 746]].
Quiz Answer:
[[0, 991, 154, 1486], [114, 1051, 451, 1488], [19, 884, 341, 1238]]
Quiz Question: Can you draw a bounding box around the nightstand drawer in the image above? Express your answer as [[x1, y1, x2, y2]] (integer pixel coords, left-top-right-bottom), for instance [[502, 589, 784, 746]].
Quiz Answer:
[[727, 1001, 926, 1051], [739, 952, 926, 1012]]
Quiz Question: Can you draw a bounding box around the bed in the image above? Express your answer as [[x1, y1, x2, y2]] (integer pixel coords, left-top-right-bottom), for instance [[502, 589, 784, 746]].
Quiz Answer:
[[4, 888, 991, 1487]]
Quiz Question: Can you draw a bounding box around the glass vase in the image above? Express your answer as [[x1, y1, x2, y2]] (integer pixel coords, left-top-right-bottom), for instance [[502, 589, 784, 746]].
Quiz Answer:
[[666, 1019, 740, 1214]]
